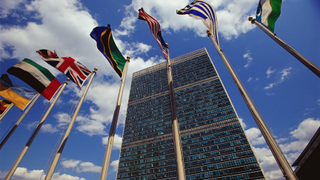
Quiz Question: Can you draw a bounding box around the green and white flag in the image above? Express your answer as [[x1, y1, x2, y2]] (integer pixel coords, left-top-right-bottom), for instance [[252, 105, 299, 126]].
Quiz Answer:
[[7, 58, 61, 101], [256, 0, 282, 32]]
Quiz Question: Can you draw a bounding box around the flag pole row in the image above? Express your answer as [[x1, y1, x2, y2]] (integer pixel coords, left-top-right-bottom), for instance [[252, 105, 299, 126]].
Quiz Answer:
[[46, 69, 98, 180], [0, 94, 40, 150], [2, 0, 317, 179], [4, 79, 69, 180]]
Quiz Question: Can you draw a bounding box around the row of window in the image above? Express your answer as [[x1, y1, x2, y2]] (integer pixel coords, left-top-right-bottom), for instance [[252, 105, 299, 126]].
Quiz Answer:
[[121, 131, 247, 164], [187, 170, 264, 180], [121, 131, 248, 165], [124, 105, 236, 140], [122, 123, 242, 158], [174, 79, 223, 98], [118, 158, 260, 180], [180, 113, 237, 131]]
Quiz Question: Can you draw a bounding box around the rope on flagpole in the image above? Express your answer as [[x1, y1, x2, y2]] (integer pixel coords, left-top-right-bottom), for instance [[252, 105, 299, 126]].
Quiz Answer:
[[40, 79, 81, 180]]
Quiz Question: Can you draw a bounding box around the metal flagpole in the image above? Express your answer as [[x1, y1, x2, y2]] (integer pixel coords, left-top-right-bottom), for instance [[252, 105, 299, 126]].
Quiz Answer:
[[0, 103, 14, 121], [0, 93, 40, 150], [249, 17, 320, 78], [45, 68, 97, 180], [100, 57, 130, 180], [4, 79, 69, 180], [207, 30, 298, 180], [166, 45, 186, 180]]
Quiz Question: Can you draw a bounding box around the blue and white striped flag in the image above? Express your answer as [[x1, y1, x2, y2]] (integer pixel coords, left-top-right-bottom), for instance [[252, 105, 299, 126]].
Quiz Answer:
[[177, 0, 219, 46]]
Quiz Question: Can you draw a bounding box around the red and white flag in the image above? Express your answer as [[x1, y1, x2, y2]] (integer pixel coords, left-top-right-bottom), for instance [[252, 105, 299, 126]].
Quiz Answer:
[[138, 8, 169, 60]]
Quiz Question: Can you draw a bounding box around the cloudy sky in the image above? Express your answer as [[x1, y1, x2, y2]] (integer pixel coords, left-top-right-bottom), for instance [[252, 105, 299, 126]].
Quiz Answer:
[[0, 0, 319, 179]]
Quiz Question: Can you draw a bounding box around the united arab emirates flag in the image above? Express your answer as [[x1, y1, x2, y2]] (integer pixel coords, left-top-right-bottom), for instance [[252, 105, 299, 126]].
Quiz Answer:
[[256, 0, 282, 32], [90, 25, 127, 77], [7, 59, 61, 101]]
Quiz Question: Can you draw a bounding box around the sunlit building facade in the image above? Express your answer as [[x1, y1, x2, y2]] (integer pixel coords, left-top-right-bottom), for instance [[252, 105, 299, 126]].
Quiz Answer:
[[117, 48, 265, 180]]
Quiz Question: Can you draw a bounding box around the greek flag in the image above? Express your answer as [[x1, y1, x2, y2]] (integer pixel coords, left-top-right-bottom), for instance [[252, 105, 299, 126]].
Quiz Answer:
[[177, 0, 219, 46]]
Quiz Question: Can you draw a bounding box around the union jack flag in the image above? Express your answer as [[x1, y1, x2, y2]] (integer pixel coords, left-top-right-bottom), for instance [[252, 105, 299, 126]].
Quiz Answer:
[[138, 8, 169, 60], [36, 49, 92, 87]]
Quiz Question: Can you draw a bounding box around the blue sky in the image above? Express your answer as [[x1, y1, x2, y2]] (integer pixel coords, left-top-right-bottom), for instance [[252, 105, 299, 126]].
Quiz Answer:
[[0, 0, 319, 179]]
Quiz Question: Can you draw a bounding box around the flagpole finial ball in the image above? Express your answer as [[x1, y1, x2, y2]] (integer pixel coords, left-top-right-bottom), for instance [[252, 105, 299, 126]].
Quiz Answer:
[[165, 43, 169, 48], [66, 78, 70, 81], [206, 30, 211, 37], [127, 56, 130, 60], [94, 67, 98, 71], [248, 17, 253, 21]]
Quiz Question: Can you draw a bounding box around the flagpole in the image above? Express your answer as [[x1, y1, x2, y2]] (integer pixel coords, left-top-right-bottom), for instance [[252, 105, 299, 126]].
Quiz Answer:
[[100, 57, 130, 180], [166, 45, 186, 180], [0, 103, 14, 121], [45, 68, 97, 180], [249, 17, 320, 78], [0, 93, 40, 150], [4, 80, 69, 180], [207, 30, 298, 180]]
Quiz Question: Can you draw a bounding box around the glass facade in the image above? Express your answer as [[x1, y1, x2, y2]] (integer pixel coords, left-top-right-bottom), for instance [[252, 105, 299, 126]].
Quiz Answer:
[[117, 48, 265, 180]]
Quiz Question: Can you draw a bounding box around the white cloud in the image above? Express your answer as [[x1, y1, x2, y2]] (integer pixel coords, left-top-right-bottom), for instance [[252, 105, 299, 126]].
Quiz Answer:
[[26, 121, 38, 131], [243, 50, 253, 69], [266, 66, 276, 79], [247, 77, 253, 82], [51, 172, 86, 180], [247, 117, 320, 180], [246, 127, 266, 145], [264, 67, 292, 90], [41, 124, 59, 133], [75, 115, 106, 136], [0, 167, 85, 180], [61, 159, 80, 169], [238, 118, 247, 129], [102, 134, 123, 150], [0, 0, 27, 18], [0, 0, 160, 137], [110, 160, 120, 172], [61, 159, 101, 173], [290, 118, 320, 142], [125, 0, 257, 39]]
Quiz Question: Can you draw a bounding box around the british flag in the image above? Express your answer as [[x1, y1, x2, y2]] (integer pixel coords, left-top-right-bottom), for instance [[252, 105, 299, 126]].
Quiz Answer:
[[36, 49, 92, 87]]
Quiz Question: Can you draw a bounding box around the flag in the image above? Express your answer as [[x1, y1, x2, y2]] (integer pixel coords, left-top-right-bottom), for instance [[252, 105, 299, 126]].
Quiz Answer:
[[138, 8, 169, 60], [7, 59, 61, 101], [36, 49, 92, 87], [90, 25, 127, 77], [0, 100, 12, 116], [256, 0, 282, 32], [0, 74, 37, 110], [177, 0, 219, 46]]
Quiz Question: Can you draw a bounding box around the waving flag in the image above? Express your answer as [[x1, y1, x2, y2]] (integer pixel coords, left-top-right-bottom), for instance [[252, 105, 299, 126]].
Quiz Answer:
[[0, 100, 11, 116], [0, 74, 37, 110], [177, 0, 219, 46], [36, 49, 92, 87], [138, 8, 169, 60], [7, 59, 61, 101], [256, 0, 282, 32], [90, 25, 127, 77]]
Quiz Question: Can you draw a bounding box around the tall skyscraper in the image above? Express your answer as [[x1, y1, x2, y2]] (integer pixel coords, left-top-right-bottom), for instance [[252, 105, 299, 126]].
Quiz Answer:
[[117, 48, 265, 180]]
